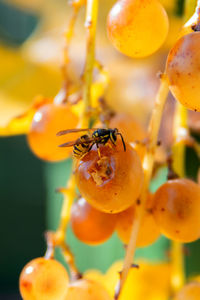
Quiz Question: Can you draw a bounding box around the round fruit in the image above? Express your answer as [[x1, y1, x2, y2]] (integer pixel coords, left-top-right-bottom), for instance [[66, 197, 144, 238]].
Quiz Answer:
[[174, 282, 200, 300], [109, 113, 146, 143], [65, 279, 112, 300], [107, 0, 169, 58], [152, 179, 200, 242], [70, 197, 117, 245], [19, 257, 69, 300], [166, 32, 200, 112], [116, 204, 160, 247], [75, 141, 144, 213], [119, 261, 171, 300], [104, 260, 171, 299], [27, 103, 79, 161], [109, 113, 147, 159]]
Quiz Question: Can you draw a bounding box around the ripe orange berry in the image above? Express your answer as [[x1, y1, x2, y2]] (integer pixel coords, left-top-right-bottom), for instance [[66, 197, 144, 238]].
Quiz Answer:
[[174, 282, 200, 300], [75, 141, 144, 213], [116, 201, 160, 247], [166, 32, 200, 112], [19, 257, 69, 300], [104, 260, 171, 299], [107, 0, 169, 58], [109, 112, 147, 160], [70, 198, 117, 245], [27, 103, 79, 161], [152, 179, 200, 242], [65, 279, 112, 300], [109, 113, 146, 143]]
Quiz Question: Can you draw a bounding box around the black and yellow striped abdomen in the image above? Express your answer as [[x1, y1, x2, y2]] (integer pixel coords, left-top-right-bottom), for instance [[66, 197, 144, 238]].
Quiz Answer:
[[73, 135, 91, 158]]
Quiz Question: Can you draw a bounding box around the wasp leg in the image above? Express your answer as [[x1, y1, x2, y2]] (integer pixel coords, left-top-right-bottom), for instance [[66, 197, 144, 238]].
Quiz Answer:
[[117, 133, 126, 151], [106, 142, 114, 149], [96, 143, 101, 158]]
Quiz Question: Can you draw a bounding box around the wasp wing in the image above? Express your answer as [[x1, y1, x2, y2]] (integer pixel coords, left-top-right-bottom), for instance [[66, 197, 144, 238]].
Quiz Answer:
[[56, 128, 99, 136], [58, 138, 94, 148]]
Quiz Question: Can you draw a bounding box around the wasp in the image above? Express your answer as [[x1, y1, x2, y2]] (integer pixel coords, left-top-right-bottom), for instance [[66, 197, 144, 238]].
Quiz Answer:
[[56, 128, 126, 158]]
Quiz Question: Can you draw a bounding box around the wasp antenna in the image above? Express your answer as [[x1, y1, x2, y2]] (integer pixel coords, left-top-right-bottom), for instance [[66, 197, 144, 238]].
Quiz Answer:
[[117, 133, 126, 151]]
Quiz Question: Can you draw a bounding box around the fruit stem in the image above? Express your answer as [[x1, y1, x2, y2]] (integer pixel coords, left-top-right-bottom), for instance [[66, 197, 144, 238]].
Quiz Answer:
[[62, 2, 82, 89], [51, 0, 99, 278], [172, 103, 188, 177], [56, 173, 77, 241], [81, 0, 98, 127], [46, 171, 81, 278], [170, 103, 187, 294], [170, 241, 185, 293], [115, 74, 169, 299]]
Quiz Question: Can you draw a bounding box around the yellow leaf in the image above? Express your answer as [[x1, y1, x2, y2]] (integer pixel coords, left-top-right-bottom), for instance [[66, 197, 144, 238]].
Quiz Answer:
[[0, 95, 52, 136]]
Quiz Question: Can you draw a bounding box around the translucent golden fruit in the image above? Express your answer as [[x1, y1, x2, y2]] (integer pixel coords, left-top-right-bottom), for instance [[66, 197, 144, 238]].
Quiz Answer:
[[19, 257, 69, 300], [75, 142, 144, 213], [174, 282, 200, 300], [84, 270, 106, 290], [166, 32, 200, 112], [104, 260, 171, 299], [70, 197, 117, 245], [119, 261, 171, 300], [27, 103, 79, 161], [109, 113, 147, 159], [107, 0, 169, 58], [116, 204, 160, 247], [65, 279, 112, 300], [153, 179, 200, 242]]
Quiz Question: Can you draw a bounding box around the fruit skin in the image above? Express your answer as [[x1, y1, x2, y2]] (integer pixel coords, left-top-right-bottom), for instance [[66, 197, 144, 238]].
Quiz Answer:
[[19, 257, 69, 300], [166, 32, 200, 112], [109, 113, 146, 143], [75, 141, 144, 213], [70, 197, 117, 245], [119, 261, 171, 300], [65, 279, 112, 300], [99, 260, 171, 299], [107, 0, 169, 58], [109, 113, 147, 159], [27, 103, 79, 161], [116, 204, 160, 247], [174, 282, 200, 300], [152, 179, 200, 242]]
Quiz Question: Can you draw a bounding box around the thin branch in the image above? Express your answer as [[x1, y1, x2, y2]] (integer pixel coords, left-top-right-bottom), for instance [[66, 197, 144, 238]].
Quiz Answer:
[[115, 75, 169, 299]]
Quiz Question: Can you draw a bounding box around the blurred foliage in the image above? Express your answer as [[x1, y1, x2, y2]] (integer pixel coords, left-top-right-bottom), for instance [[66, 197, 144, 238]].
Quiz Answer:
[[0, 136, 46, 295], [175, 0, 184, 16], [0, 1, 39, 46]]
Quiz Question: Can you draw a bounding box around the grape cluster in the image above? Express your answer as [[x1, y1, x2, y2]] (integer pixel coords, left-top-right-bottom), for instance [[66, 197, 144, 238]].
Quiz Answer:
[[20, 258, 111, 300], [19, 0, 200, 299]]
